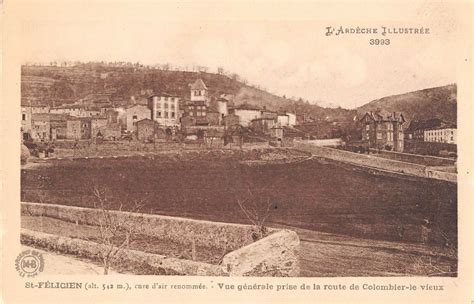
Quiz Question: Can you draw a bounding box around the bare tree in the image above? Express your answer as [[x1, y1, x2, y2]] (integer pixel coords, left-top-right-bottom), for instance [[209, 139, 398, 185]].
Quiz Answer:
[[236, 187, 273, 241], [91, 185, 146, 274]]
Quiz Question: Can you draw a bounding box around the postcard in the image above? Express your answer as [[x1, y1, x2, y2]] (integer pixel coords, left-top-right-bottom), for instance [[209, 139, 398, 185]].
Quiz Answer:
[[1, 0, 473, 303]]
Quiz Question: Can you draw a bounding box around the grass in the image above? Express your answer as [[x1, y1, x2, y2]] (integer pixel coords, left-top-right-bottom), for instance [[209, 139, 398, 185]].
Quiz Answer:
[[21, 149, 457, 247]]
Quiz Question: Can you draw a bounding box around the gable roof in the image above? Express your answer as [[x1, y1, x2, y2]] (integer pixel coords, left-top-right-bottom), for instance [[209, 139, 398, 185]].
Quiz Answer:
[[405, 118, 446, 132], [360, 111, 405, 123], [190, 79, 208, 90]]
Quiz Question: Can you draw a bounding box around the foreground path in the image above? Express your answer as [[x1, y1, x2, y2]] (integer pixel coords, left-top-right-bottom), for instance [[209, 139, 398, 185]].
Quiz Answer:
[[270, 225, 456, 277], [21, 246, 119, 275]]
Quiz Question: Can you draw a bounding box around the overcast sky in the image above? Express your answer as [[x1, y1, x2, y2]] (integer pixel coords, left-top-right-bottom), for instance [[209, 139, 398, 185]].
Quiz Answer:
[[13, 0, 470, 108]]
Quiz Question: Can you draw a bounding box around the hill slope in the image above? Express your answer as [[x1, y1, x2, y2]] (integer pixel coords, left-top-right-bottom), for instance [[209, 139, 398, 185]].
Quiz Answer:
[[21, 64, 356, 122], [357, 85, 457, 123]]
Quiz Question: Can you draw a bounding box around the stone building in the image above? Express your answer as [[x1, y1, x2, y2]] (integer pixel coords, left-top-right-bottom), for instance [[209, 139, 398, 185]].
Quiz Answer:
[[230, 104, 262, 127], [360, 111, 405, 152], [424, 125, 457, 144], [66, 117, 92, 140], [124, 104, 151, 132], [148, 94, 181, 126], [190, 78, 209, 105], [30, 113, 68, 141]]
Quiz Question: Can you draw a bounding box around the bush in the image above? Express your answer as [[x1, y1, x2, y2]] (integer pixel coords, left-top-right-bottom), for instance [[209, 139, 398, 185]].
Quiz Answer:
[[21, 144, 30, 164]]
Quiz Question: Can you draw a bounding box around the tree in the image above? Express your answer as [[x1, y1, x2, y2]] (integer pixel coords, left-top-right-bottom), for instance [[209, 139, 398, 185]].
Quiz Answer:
[[236, 187, 273, 241], [91, 185, 146, 274]]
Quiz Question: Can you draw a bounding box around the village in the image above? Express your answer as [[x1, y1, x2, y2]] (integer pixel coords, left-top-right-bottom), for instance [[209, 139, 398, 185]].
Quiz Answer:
[[21, 77, 303, 157], [18, 65, 458, 277], [20, 75, 457, 161]]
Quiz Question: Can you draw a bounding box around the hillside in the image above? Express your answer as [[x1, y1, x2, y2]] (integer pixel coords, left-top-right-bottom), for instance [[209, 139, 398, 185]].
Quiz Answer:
[[21, 64, 355, 122], [357, 84, 457, 123]]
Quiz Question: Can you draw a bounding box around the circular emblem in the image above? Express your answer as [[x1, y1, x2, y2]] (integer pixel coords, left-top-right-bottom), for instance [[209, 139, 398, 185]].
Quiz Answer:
[[15, 249, 44, 277]]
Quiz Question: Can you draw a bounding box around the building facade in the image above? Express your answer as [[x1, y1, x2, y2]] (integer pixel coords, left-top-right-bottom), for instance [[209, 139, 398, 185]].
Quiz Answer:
[[250, 117, 276, 135], [190, 79, 208, 105], [148, 94, 181, 126], [66, 117, 92, 140], [124, 105, 151, 132], [277, 114, 290, 127], [424, 126, 457, 144], [216, 98, 229, 124], [404, 118, 446, 141], [360, 111, 406, 152], [231, 105, 262, 127]]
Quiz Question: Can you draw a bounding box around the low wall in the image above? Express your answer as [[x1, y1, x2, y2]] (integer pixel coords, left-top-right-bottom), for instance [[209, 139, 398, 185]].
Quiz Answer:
[[294, 141, 456, 183], [301, 138, 343, 147], [369, 149, 456, 167], [22, 202, 259, 251], [21, 229, 226, 276], [404, 139, 457, 156], [21, 202, 300, 276], [426, 169, 457, 183], [223, 230, 299, 276], [295, 142, 426, 176]]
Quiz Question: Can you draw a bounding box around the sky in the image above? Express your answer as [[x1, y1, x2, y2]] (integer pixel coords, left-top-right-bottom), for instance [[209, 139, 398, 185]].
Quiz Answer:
[[9, 0, 471, 108]]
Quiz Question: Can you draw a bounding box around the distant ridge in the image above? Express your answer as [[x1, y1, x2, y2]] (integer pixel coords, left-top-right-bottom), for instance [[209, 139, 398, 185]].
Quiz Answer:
[[356, 84, 457, 123]]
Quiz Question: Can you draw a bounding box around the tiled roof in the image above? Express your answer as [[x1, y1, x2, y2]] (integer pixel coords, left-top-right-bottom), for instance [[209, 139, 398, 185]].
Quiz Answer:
[[232, 104, 261, 111], [405, 118, 445, 132], [361, 111, 405, 123], [190, 79, 208, 90]]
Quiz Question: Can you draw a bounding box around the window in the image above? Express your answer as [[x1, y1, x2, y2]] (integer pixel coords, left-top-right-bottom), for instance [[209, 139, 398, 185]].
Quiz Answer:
[[171, 112, 175, 118], [202, 112, 206, 116], [165, 111, 168, 118], [158, 111, 162, 117], [365, 125, 370, 131], [189, 112, 194, 116], [377, 132, 382, 140], [22, 113, 26, 121], [133, 115, 138, 120]]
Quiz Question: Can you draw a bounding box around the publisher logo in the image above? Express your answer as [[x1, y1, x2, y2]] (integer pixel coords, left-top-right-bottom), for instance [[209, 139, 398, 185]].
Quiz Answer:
[[15, 249, 44, 277]]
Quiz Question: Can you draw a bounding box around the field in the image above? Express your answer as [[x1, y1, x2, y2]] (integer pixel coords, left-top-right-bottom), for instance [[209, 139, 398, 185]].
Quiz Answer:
[[21, 149, 457, 247]]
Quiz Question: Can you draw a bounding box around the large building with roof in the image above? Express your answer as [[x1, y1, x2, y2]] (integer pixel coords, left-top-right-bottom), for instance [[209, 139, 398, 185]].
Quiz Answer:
[[404, 118, 446, 141], [424, 125, 457, 144], [360, 111, 406, 152], [148, 93, 181, 127]]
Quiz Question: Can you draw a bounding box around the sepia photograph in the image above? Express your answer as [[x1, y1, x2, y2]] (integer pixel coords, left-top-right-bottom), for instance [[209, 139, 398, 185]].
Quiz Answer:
[[2, 0, 473, 303], [16, 3, 460, 278]]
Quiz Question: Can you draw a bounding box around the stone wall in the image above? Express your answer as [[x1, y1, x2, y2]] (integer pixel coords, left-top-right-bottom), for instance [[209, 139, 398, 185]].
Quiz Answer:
[[295, 141, 426, 176], [21, 229, 227, 276], [22, 202, 259, 251], [404, 139, 457, 156], [294, 141, 456, 183], [222, 230, 300, 276], [21, 202, 300, 276], [301, 138, 343, 147], [369, 149, 456, 167]]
